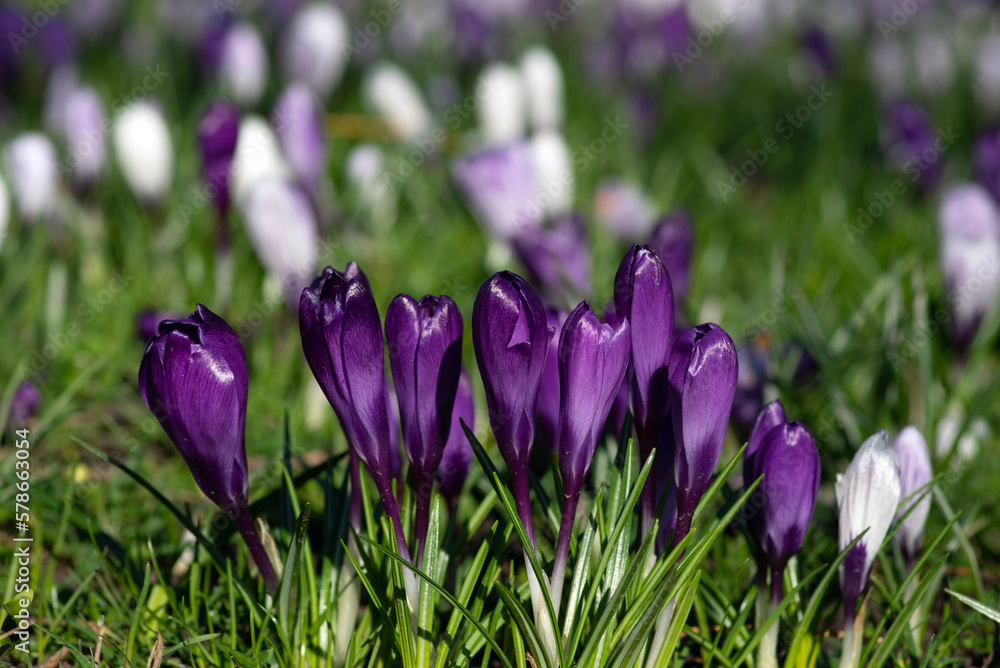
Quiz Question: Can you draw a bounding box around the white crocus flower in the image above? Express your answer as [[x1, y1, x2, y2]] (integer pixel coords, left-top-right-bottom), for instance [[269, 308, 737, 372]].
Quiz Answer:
[[892, 426, 932, 567], [4, 133, 60, 221], [113, 101, 174, 204], [529, 130, 573, 218], [521, 46, 563, 131], [476, 63, 526, 147], [230, 115, 291, 206], [281, 2, 350, 100], [362, 62, 432, 143], [219, 22, 269, 107]]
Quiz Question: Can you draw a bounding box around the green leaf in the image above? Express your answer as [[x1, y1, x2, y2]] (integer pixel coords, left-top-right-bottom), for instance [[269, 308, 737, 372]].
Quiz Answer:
[[496, 582, 551, 668], [416, 494, 443, 668], [945, 589, 1000, 625], [278, 504, 311, 647], [866, 559, 947, 666]]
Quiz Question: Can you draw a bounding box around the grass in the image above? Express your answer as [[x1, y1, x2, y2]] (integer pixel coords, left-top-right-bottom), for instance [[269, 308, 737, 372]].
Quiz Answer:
[[1, 3, 1000, 666]]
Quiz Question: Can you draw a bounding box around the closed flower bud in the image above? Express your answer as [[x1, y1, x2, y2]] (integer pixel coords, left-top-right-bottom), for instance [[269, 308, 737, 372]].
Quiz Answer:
[[743, 399, 787, 494], [197, 100, 240, 218], [937, 183, 1000, 350], [529, 130, 573, 218], [669, 323, 738, 542], [893, 426, 932, 568], [521, 46, 563, 131], [472, 271, 552, 544], [219, 22, 269, 106], [476, 63, 526, 147], [139, 305, 277, 589], [756, 421, 820, 569], [64, 85, 107, 192], [113, 101, 173, 204], [453, 141, 541, 240], [281, 2, 349, 99], [975, 35, 1000, 115], [239, 178, 318, 306], [437, 368, 475, 506], [299, 264, 412, 563], [10, 381, 41, 425], [883, 99, 941, 191], [836, 431, 901, 607], [3, 133, 58, 222], [974, 126, 1000, 204], [386, 293, 463, 555], [557, 301, 631, 500], [274, 83, 326, 194], [648, 210, 693, 302], [230, 115, 291, 206], [534, 309, 565, 459], [614, 244, 675, 534], [362, 62, 432, 143]]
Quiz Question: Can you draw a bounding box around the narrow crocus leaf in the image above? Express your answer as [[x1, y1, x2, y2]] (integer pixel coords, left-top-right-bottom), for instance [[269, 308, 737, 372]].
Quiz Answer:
[[669, 323, 738, 542], [836, 430, 901, 608], [893, 426, 932, 568]]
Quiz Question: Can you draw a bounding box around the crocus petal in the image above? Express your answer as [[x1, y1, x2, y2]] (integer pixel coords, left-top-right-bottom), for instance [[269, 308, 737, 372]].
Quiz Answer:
[[437, 368, 475, 504], [758, 421, 820, 568], [893, 426, 932, 564]]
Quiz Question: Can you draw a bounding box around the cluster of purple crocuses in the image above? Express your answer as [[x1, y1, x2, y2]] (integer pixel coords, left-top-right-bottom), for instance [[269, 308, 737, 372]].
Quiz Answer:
[[139, 242, 933, 667]]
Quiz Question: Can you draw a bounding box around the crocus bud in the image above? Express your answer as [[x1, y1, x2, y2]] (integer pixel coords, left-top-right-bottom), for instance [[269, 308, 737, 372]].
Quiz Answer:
[[594, 179, 656, 242], [139, 304, 277, 590], [113, 101, 173, 204], [437, 368, 475, 506], [755, 421, 820, 570], [557, 301, 631, 500], [136, 309, 184, 342], [648, 210, 693, 302], [529, 130, 573, 218], [274, 83, 326, 194], [974, 127, 1000, 204], [893, 426, 932, 568], [937, 183, 1000, 350], [240, 178, 318, 306], [551, 300, 630, 609], [472, 271, 552, 545], [197, 100, 240, 218], [281, 2, 350, 99], [669, 323, 738, 542], [521, 46, 563, 131], [975, 34, 1000, 114], [385, 293, 463, 555], [10, 381, 41, 425], [219, 22, 269, 106], [63, 85, 107, 192], [883, 99, 941, 191], [837, 431, 901, 608], [476, 63, 526, 147], [230, 115, 291, 206], [3, 133, 59, 222], [452, 141, 540, 240], [362, 62, 432, 143], [512, 214, 591, 307], [299, 264, 412, 562]]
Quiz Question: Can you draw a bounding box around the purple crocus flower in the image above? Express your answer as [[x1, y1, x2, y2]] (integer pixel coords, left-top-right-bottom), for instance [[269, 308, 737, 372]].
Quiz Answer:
[[893, 426, 932, 570], [550, 301, 630, 612], [136, 309, 184, 342], [299, 264, 412, 562], [755, 422, 820, 576], [385, 293, 464, 559], [669, 323, 738, 543], [837, 431, 901, 648], [648, 210, 693, 303], [9, 382, 41, 425], [274, 83, 326, 196], [63, 85, 106, 194], [218, 22, 268, 106], [884, 99, 942, 192], [938, 183, 1000, 351], [613, 244, 674, 536], [974, 126, 1000, 205], [471, 271, 552, 547], [512, 213, 591, 307], [138, 304, 277, 590], [437, 368, 475, 506], [197, 100, 240, 218], [452, 142, 541, 241], [743, 400, 787, 495]]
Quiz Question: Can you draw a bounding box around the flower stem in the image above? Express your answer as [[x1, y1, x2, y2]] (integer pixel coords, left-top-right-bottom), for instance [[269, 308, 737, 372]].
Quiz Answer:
[[232, 506, 279, 593], [840, 600, 858, 668], [550, 493, 580, 621], [413, 470, 433, 567], [756, 565, 783, 668]]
